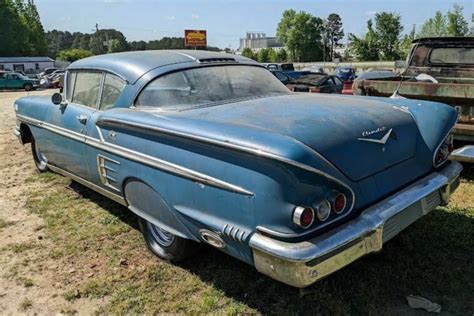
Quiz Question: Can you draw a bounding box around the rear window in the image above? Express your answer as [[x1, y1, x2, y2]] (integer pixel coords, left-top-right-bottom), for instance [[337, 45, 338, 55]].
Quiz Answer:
[[429, 47, 474, 65], [135, 66, 289, 110]]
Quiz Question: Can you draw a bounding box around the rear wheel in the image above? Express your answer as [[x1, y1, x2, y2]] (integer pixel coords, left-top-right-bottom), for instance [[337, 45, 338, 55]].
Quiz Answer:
[[24, 83, 33, 91], [31, 137, 49, 172], [138, 217, 199, 262]]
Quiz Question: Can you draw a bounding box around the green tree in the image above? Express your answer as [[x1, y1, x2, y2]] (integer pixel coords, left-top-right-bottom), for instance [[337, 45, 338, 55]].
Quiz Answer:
[[0, 0, 47, 56], [326, 13, 344, 60], [374, 12, 403, 60], [349, 12, 403, 61], [399, 24, 416, 60], [348, 20, 379, 61], [446, 4, 469, 36], [257, 48, 271, 62], [0, 0, 28, 56], [57, 48, 93, 62], [23, 0, 48, 55], [241, 47, 256, 60], [277, 10, 324, 62], [276, 48, 288, 62], [417, 11, 448, 37]]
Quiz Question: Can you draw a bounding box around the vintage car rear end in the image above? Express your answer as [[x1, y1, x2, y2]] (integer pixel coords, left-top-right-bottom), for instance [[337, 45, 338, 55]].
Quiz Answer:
[[13, 50, 470, 288]]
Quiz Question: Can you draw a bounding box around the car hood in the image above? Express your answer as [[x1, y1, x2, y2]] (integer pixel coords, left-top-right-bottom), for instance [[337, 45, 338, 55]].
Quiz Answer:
[[166, 94, 419, 181]]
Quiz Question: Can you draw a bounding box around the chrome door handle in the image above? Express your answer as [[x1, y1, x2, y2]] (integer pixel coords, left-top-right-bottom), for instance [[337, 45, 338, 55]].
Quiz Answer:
[[76, 115, 88, 124]]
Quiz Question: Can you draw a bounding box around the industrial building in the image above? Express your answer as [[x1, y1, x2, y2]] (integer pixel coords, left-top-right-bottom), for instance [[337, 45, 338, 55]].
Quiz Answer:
[[239, 32, 284, 52]]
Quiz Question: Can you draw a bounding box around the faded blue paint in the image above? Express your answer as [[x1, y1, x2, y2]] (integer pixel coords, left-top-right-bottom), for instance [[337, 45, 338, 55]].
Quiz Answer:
[[13, 50, 457, 266]]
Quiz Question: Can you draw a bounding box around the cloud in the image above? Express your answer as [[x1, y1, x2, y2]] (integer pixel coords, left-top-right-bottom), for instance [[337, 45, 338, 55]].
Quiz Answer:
[[191, 13, 200, 19], [164, 15, 176, 21], [365, 10, 377, 16]]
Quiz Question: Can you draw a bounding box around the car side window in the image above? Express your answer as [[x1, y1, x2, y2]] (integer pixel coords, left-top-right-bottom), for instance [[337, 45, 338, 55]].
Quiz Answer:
[[274, 71, 287, 81], [100, 74, 126, 111], [333, 77, 343, 86], [71, 72, 102, 108], [66, 72, 77, 102]]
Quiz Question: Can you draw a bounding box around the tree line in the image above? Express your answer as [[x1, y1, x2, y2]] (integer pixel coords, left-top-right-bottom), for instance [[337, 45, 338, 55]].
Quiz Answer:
[[255, 3, 471, 63], [1, 0, 471, 63], [349, 4, 470, 61], [0, 0, 47, 56]]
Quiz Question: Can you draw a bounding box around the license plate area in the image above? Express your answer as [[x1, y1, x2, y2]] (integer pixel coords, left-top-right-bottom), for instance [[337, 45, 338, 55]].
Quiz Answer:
[[382, 190, 441, 242]]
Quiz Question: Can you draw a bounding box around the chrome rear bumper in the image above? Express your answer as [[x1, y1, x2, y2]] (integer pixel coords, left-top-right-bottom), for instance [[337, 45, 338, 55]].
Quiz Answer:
[[249, 161, 463, 288], [450, 145, 474, 163]]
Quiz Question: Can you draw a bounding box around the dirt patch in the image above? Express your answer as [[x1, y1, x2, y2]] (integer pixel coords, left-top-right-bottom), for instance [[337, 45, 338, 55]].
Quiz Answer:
[[0, 90, 103, 314]]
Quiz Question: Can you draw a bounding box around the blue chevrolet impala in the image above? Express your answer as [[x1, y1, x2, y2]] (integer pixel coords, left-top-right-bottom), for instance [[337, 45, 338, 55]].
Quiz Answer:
[[13, 50, 468, 287]]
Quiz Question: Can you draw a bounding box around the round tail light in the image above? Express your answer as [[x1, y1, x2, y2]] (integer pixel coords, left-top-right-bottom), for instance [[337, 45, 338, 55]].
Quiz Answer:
[[316, 200, 331, 221], [333, 193, 347, 214], [293, 206, 314, 229]]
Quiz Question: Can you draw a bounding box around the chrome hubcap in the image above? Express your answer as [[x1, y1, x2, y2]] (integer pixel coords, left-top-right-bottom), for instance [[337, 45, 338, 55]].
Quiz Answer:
[[147, 222, 175, 247]]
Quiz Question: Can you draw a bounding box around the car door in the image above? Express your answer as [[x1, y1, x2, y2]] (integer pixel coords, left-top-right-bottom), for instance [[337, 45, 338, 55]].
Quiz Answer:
[[333, 76, 344, 94], [43, 71, 102, 180], [0, 73, 5, 89], [6, 73, 22, 89], [319, 78, 334, 93]]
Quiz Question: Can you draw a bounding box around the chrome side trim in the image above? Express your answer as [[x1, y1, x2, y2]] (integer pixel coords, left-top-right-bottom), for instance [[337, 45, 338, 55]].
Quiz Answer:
[[47, 163, 127, 206], [97, 154, 121, 192], [96, 118, 354, 204], [16, 115, 254, 196]]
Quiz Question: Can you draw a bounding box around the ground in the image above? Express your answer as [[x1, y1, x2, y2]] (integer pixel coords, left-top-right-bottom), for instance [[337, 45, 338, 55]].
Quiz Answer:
[[0, 90, 473, 315]]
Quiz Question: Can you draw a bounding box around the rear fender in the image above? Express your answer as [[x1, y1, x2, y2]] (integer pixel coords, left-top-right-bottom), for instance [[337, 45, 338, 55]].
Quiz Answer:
[[123, 179, 200, 241]]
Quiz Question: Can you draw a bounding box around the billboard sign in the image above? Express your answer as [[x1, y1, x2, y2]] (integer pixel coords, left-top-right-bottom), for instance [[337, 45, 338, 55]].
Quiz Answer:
[[185, 30, 207, 47]]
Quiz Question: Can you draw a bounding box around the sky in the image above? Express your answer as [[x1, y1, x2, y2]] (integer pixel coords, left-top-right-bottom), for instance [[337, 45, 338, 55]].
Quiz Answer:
[[35, 0, 472, 49]]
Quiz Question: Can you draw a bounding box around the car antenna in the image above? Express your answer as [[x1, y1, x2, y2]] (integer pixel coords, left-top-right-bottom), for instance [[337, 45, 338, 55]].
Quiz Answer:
[[390, 42, 419, 99]]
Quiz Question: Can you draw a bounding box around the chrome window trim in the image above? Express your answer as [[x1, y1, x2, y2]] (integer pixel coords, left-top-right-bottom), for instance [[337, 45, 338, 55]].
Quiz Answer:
[[16, 114, 254, 197], [67, 67, 128, 83]]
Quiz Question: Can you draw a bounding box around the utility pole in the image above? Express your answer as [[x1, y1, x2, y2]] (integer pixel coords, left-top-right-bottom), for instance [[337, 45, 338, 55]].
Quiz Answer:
[[94, 23, 99, 33]]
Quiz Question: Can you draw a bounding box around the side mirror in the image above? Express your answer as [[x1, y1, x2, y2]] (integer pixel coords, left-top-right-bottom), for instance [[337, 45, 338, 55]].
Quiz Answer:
[[51, 92, 63, 105]]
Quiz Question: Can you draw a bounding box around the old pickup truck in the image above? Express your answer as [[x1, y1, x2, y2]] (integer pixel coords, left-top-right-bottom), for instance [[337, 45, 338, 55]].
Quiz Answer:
[[13, 50, 473, 288], [354, 37, 474, 146]]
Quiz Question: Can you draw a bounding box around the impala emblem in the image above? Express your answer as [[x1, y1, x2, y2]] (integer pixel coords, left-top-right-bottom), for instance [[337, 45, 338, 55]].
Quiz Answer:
[[358, 128, 394, 145]]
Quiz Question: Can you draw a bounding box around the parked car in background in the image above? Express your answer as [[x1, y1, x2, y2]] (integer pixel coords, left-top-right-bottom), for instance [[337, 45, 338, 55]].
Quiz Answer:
[[270, 70, 292, 85], [262, 62, 310, 79], [287, 74, 343, 93], [335, 66, 356, 82], [38, 67, 59, 78], [0, 71, 39, 91], [13, 50, 471, 288], [354, 37, 474, 145], [302, 66, 326, 74]]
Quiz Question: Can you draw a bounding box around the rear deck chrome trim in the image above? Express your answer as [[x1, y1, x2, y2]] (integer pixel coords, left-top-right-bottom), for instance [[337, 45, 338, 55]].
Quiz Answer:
[[96, 118, 355, 205], [16, 114, 254, 196]]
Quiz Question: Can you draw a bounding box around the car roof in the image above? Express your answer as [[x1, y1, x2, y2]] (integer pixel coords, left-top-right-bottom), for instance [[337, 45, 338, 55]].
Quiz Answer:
[[412, 37, 474, 44], [68, 50, 256, 84]]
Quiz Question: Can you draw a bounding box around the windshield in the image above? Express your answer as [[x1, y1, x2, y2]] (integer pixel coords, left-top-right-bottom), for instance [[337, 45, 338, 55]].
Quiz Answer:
[[136, 65, 289, 110]]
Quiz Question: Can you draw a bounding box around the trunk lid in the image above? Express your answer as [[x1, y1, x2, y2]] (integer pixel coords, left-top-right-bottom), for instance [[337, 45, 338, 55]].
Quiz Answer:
[[171, 94, 419, 182]]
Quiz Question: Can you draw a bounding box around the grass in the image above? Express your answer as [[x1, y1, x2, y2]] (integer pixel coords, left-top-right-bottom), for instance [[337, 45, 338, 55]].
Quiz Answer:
[[21, 167, 474, 314], [19, 298, 33, 311]]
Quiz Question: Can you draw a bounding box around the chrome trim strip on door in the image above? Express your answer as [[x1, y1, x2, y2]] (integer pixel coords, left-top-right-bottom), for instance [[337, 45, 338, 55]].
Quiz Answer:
[[16, 115, 254, 197], [97, 118, 355, 207], [47, 163, 127, 206]]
